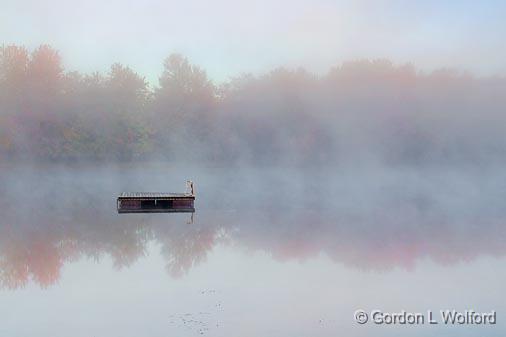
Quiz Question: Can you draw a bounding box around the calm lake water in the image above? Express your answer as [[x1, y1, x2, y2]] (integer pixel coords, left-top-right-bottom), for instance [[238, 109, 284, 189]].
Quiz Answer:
[[1, 163, 505, 337]]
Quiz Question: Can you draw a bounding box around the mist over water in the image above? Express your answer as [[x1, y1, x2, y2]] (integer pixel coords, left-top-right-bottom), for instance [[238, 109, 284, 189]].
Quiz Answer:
[[1, 164, 506, 285], [2, 45, 506, 336], [1, 163, 506, 336]]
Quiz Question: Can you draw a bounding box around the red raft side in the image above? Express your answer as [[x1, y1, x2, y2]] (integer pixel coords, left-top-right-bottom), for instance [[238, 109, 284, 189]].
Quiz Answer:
[[172, 199, 194, 209], [119, 199, 141, 210]]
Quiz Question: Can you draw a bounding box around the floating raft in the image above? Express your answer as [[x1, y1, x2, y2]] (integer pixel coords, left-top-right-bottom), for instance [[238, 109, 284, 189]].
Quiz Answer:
[[117, 192, 195, 213]]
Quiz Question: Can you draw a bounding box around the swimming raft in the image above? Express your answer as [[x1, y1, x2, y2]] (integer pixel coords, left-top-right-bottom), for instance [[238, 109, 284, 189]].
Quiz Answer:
[[117, 181, 195, 213]]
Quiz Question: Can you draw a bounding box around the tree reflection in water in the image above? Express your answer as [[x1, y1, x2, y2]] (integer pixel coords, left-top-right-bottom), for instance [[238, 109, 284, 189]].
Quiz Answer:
[[1, 205, 506, 288], [1, 166, 506, 288]]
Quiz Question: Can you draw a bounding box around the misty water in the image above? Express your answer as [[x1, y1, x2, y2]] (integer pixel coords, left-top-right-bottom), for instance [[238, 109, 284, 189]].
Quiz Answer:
[[1, 163, 505, 337]]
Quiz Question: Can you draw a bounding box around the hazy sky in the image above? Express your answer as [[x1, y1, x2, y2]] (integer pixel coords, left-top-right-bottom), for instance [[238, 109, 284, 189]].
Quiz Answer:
[[1, 0, 505, 83]]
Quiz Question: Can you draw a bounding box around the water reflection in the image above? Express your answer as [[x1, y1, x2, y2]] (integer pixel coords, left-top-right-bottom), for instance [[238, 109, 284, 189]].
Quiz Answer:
[[1, 200, 505, 289], [0, 211, 224, 288]]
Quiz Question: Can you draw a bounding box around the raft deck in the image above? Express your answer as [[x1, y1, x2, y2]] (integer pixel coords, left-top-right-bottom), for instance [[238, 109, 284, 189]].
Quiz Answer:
[[117, 192, 195, 213]]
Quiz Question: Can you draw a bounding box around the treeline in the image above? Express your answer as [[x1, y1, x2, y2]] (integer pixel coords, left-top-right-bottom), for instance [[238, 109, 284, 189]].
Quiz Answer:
[[1, 44, 505, 166]]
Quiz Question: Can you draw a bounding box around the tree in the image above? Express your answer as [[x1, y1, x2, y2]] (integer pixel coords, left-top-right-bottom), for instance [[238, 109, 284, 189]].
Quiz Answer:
[[153, 54, 216, 160], [104, 63, 152, 159], [0, 45, 29, 102], [0, 45, 30, 156]]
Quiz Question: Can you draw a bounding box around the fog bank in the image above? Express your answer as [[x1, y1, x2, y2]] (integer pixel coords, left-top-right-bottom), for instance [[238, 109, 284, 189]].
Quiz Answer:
[[1, 45, 505, 167]]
